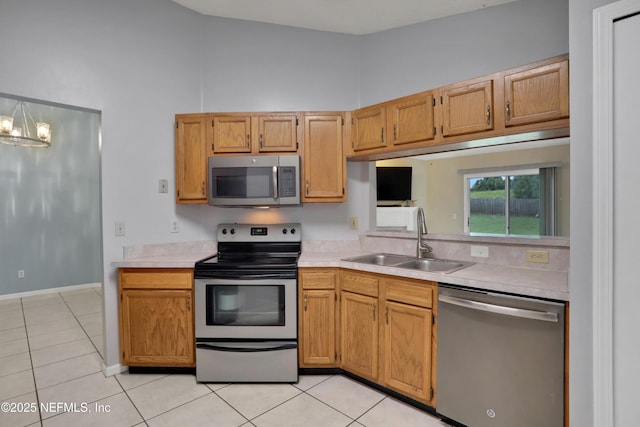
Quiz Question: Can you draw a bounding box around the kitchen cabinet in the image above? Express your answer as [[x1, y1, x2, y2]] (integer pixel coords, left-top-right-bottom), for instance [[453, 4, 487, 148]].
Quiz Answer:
[[302, 113, 346, 202], [351, 105, 387, 152], [212, 113, 298, 155], [175, 114, 210, 204], [298, 268, 338, 367], [381, 277, 435, 405], [387, 92, 436, 147], [503, 59, 569, 127], [440, 79, 494, 137], [119, 268, 195, 367], [340, 270, 380, 381]]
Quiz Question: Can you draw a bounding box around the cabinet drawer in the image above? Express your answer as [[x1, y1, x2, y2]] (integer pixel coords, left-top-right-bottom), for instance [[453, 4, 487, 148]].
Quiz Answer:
[[300, 269, 337, 290], [383, 279, 433, 308], [120, 269, 193, 290], [341, 271, 379, 297]]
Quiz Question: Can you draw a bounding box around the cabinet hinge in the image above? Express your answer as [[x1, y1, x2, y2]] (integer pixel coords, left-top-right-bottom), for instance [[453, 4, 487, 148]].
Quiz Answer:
[[433, 127, 436, 136], [334, 293, 337, 302], [440, 125, 443, 134], [430, 387, 434, 400], [432, 97, 436, 107], [296, 118, 299, 126], [177, 189, 180, 198], [211, 143, 214, 152], [296, 142, 299, 149], [176, 122, 179, 129], [440, 96, 443, 104], [432, 313, 435, 325], [341, 117, 344, 126], [211, 120, 214, 127], [342, 187, 345, 195]]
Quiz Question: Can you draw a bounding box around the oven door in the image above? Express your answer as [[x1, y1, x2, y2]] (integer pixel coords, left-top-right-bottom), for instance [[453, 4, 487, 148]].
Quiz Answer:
[[195, 277, 297, 340]]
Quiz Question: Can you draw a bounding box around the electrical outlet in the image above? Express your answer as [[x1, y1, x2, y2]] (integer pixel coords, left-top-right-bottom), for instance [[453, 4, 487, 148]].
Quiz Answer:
[[349, 217, 359, 230], [171, 220, 180, 233], [159, 179, 168, 193], [115, 221, 126, 237], [18, 270, 25, 279], [470, 245, 489, 258], [526, 250, 550, 264]]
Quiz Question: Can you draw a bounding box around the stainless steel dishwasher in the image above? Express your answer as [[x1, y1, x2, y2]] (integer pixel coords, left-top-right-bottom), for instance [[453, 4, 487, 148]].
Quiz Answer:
[[437, 284, 565, 427]]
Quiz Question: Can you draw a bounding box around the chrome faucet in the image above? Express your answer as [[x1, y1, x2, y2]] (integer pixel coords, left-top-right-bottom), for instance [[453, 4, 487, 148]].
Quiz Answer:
[[416, 207, 433, 258]]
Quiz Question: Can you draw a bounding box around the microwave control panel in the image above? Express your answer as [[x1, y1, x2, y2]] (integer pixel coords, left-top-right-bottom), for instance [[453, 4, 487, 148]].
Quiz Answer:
[[278, 167, 297, 197]]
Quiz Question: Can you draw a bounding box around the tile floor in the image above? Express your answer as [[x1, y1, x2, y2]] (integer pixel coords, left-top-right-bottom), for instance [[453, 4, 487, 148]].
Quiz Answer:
[[0, 286, 450, 427]]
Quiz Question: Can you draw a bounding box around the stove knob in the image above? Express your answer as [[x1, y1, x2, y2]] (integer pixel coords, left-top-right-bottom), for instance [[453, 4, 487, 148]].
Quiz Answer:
[[222, 228, 227, 235], [290, 228, 296, 235], [230, 228, 235, 235], [282, 228, 288, 234]]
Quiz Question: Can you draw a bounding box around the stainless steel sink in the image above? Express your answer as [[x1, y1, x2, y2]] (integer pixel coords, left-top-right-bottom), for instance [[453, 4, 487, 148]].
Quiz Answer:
[[341, 253, 474, 274], [341, 253, 414, 266], [395, 258, 474, 274]]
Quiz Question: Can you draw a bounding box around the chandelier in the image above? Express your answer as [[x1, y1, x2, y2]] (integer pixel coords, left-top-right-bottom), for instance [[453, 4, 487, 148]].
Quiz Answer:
[[0, 101, 51, 148]]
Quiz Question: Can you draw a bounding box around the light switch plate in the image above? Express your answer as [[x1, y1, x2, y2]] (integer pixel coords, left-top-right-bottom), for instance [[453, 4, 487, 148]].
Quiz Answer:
[[470, 245, 489, 258], [526, 250, 549, 264], [115, 221, 125, 237], [159, 179, 168, 193]]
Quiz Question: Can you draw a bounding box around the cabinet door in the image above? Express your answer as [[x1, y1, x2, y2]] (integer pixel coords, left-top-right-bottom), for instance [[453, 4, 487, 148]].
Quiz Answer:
[[351, 106, 387, 152], [175, 114, 208, 203], [303, 114, 345, 202], [441, 80, 494, 137], [301, 289, 336, 366], [341, 291, 378, 380], [120, 289, 195, 367], [212, 115, 252, 153], [257, 115, 298, 152], [383, 300, 432, 402], [389, 93, 435, 146], [504, 60, 569, 127]]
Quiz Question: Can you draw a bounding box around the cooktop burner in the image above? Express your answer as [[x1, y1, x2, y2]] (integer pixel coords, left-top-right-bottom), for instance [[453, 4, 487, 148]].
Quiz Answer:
[[194, 223, 302, 278]]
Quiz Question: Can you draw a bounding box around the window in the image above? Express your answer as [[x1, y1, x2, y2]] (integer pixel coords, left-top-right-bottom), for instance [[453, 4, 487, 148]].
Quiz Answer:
[[463, 167, 557, 236]]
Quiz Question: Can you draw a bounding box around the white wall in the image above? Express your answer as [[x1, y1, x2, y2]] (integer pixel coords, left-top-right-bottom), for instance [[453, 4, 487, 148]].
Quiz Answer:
[[359, 0, 569, 104]]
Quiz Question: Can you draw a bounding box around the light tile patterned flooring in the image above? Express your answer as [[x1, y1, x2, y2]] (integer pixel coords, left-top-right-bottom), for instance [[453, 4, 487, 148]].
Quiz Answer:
[[0, 287, 450, 427]]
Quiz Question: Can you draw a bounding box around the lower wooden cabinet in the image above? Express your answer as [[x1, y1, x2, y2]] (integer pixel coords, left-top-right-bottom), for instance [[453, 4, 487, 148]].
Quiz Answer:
[[119, 268, 195, 367], [382, 300, 433, 402], [341, 291, 379, 381], [298, 268, 338, 368]]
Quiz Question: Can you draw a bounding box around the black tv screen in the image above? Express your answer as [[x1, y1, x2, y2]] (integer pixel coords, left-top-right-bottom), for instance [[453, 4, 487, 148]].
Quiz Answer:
[[376, 167, 412, 201]]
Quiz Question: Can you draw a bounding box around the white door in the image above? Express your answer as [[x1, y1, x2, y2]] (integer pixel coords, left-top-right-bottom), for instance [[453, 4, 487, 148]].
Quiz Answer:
[[594, 2, 640, 426], [612, 10, 640, 426]]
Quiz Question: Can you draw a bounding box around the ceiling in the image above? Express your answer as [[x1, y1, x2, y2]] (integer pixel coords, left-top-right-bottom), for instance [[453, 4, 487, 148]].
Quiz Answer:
[[171, 0, 517, 35]]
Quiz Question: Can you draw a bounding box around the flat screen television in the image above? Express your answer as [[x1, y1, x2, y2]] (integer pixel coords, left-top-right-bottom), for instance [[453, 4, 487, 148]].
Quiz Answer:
[[376, 167, 412, 201]]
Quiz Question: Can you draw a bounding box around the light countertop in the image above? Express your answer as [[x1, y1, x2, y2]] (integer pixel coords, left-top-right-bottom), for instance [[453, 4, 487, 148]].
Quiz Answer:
[[112, 249, 568, 301]]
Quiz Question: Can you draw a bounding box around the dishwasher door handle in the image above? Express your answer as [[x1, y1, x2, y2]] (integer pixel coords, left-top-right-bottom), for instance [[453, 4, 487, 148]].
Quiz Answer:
[[439, 294, 559, 323]]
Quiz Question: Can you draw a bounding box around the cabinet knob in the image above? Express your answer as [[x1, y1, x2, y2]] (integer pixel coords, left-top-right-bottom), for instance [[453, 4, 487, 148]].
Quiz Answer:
[[305, 180, 309, 196], [260, 133, 263, 148], [186, 296, 191, 312], [304, 294, 308, 311], [486, 105, 492, 125], [506, 100, 511, 121], [246, 134, 250, 148]]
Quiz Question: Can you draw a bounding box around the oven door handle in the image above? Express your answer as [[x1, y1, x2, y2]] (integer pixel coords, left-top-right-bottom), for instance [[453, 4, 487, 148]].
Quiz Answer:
[[196, 342, 297, 353]]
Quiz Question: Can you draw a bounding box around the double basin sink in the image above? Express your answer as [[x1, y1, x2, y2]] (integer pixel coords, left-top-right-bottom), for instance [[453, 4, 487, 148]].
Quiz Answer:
[[341, 253, 474, 274]]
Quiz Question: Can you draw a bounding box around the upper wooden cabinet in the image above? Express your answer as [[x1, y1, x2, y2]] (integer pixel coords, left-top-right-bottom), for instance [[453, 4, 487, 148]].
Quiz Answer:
[[440, 79, 494, 137], [212, 113, 298, 155], [351, 105, 387, 152], [175, 114, 210, 204], [388, 92, 436, 147], [347, 54, 569, 159], [503, 59, 569, 127], [302, 113, 346, 202], [211, 115, 252, 153]]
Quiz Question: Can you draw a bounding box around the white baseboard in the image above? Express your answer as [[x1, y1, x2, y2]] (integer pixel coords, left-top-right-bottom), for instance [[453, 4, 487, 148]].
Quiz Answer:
[[103, 362, 127, 377], [0, 282, 102, 301]]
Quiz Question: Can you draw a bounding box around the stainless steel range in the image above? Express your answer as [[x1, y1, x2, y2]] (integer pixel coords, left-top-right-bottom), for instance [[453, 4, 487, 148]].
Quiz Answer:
[[194, 223, 301, 383]]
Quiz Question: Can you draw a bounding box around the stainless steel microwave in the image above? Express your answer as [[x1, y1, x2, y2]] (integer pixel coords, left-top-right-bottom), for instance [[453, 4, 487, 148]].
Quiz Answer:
[[208, 155, 300, 207]]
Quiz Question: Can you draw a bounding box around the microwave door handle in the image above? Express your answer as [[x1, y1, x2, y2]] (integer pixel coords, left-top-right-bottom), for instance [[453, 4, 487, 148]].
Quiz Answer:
[[272, 165, 278, 199]]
